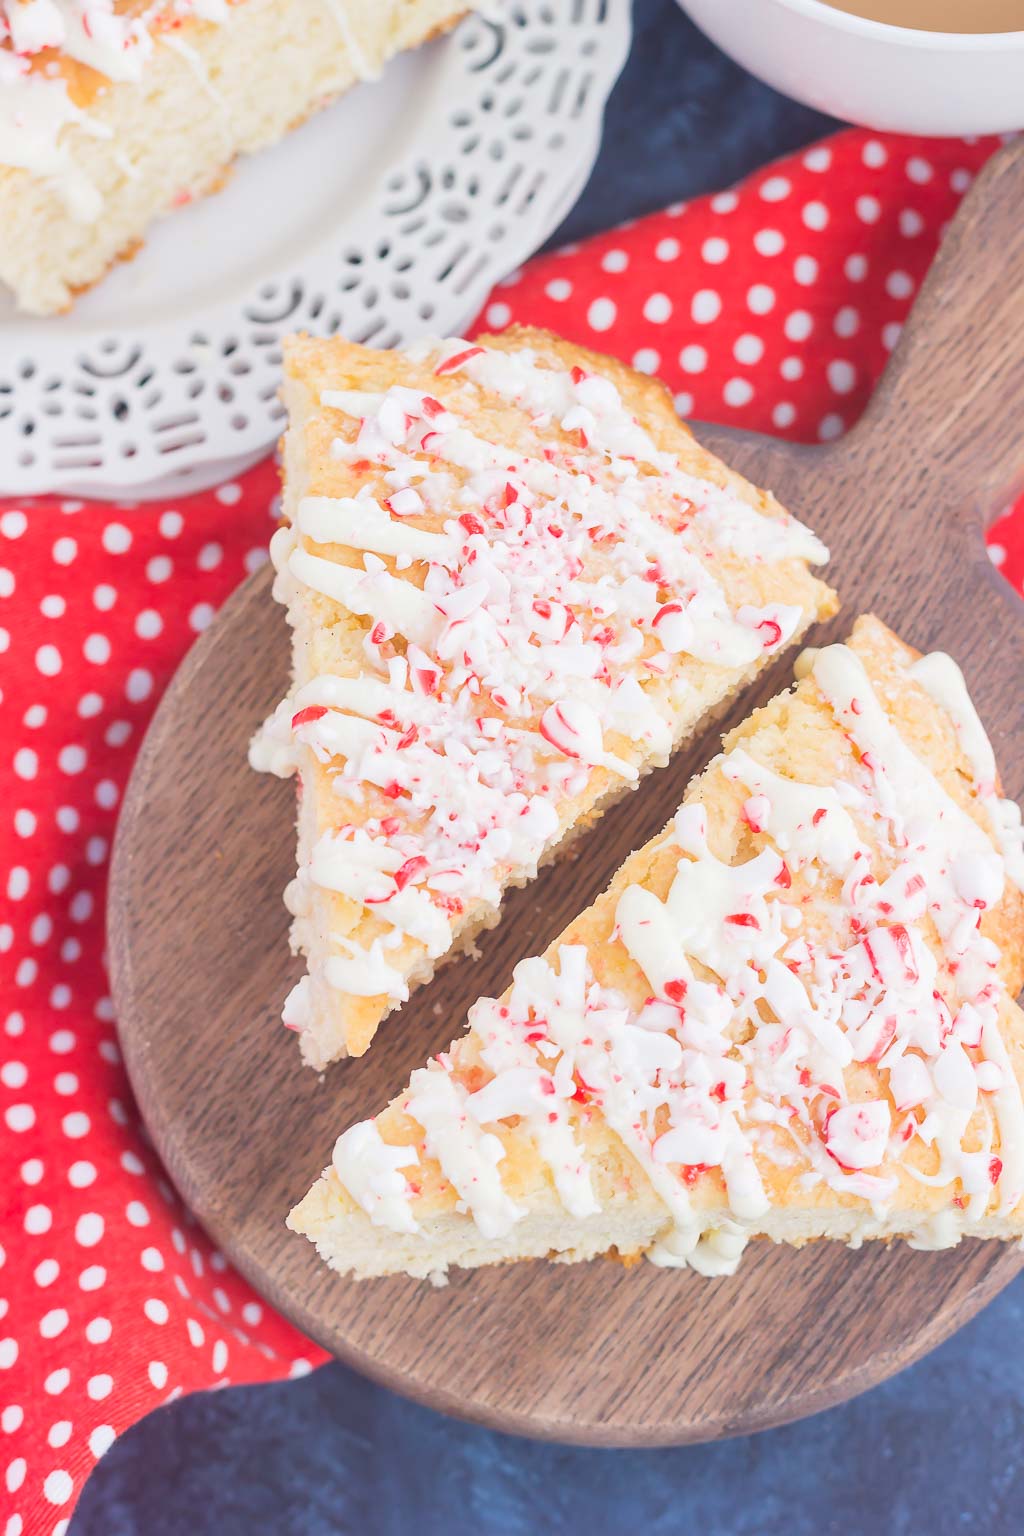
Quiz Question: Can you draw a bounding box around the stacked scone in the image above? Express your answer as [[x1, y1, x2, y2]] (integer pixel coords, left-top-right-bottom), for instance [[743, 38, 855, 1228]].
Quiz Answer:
[[249, 326, 1024, 1282], [0, 0, 466, 312]]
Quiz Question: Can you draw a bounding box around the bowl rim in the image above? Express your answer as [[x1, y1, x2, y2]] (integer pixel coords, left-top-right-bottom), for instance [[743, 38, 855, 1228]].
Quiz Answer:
[[772, 0, 1024, 49]]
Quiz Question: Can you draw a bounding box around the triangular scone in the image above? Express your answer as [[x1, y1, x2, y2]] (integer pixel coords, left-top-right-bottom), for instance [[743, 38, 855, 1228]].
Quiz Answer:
[[289, 616, 1024, 1280], [251, 326, 836, 1067]]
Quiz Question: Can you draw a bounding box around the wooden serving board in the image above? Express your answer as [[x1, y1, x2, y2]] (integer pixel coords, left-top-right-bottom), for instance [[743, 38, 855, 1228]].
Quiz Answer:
[[109, 141, 1024, 1447]]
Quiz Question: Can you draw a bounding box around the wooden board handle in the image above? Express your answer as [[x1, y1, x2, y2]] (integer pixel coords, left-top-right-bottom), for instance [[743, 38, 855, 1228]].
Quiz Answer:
[[846, 138, 1024, 519]]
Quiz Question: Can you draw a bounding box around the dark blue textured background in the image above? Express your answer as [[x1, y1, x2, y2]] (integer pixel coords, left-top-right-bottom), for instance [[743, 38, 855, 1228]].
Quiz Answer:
[[70, 5, 1024, 1533]]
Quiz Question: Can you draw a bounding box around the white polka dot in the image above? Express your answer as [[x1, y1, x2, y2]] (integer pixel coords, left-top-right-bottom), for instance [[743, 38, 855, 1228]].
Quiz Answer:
[[36, 644, 62, 677], [44, 1368, 69, 1395], [673, 391, 693, 418], [600, 248, 628, 273], [76, 1213, 104, 1248], [801, 201, 829, 232], [141, 1247, 165, 1272], [87, 1373, 113, 1401], [6, 867, 28, 900], [13, 748, 37, 780], [6, 1458, 25, 1493], [44, 1470, 73, 1506], [148, 1360, 168, 1390], [1, 1061, 26, 1089], [906, 155, 933, 184], [40, 1309, 68, 1339], [586, 297, 616, 332], [86, 1317, 112, 1344], [14, 810, 36, 838], [723, 378, 754, 408], [241, 1301, 264, 1327], [25, 1204, 53, 1235], [102, 523, 132, 554], [159, 511, 183, 538], [818, 413, 845, 442], [144, 1297, 169, 1325], [20, 1158, 43, 1185], [90, 1425, 115, 1459], [93, 584, 117, 612], [212, 1340, 229, 1374], [655, 237, 680, 261], [950, 167, 972, 194], [772, 402, 797, 430], [862, 139, 888, 168], [1, 1406, 22, 1433], [856, 195, 881, 224], [828, 359, 857, 395], [691, 289, 721, 324], [58, 745, 87, 775], [135, 609, 163, 640], [68, 1162, 96, 1189], [899, 208, 924, 238], [747, 284, 776, 315], [784, 310, 813, 342], [15, 959, 36, 987], [49, 865, 70, 893], [77, 692, 103, 719], [79, 1265, 106, 1291], [0, 1339, 17, 1371], [48, 1421, 72, 1447], [186, 1318, 205, 1348], [83, 634, 111, 665], [732, 334, 764, 366], [701, 237, 729, 264], [760, 175, 791, 202], [23, 704, 46, 728], [710, 190, 738, 213], [50, 1029, 75, 1054], [189, 602, 215, 633], [0, 568, 13, 598], [34, 1259, 59, 1287], [803, 145, 832, 172], [290, 1358, 314, 1379], [95, 780, 119, 810], [54, 1071, 78, 1096], [988, 543, 1006, 568], [679, 344, 707, 374], [60, 937, 81, 963], [883, 321, 903, 352], [5, 1106, 34, 1133], [125, 1200, 150, 1228], [753, 228, 784, 257], [642, 292, 672, 324], [33, 903, 54, 940], [834, 305, 860, 338], [0, 511, 27, 538], [631, 349, 659, 375], [886, 269, 914, 300], [122, 1151, 145, 1176], [484, 302, 510, 329], [40, 594, 66, 620], [62, 1112, 90, 1139], [544, 278, 572, 302], [126, 668, 153, 702], [52, 536, 77, 566], [793, 255, 818, 286]]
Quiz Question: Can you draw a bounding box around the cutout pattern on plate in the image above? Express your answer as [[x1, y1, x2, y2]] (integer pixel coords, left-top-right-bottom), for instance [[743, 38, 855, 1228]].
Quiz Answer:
[[0, 0, 629, 499]]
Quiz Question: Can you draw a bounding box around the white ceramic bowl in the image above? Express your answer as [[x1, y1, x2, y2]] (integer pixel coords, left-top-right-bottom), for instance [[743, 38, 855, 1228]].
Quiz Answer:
[[678, 0, 1024, 136]]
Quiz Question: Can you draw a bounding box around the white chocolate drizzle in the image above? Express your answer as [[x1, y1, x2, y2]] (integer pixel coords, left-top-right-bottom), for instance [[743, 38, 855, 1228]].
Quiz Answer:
[[252, 338, 829, 1028], [325, 639, 1024, 1273]]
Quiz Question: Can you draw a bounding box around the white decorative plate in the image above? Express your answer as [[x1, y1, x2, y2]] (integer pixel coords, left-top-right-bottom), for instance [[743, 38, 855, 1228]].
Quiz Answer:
[[0, 0, 630, 500]]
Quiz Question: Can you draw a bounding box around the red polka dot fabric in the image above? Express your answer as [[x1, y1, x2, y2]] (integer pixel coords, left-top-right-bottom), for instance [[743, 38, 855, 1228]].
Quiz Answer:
[[1, 125, 1022, 1532]]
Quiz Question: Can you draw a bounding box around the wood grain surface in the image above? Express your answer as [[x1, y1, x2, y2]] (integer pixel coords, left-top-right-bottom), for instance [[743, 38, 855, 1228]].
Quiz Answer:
[[108, 140, 1024, 1446]]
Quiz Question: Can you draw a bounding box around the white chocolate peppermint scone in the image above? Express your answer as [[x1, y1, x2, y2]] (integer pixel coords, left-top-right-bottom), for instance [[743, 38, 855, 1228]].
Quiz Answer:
[[288, 616, 1024, 1281], [251, 326, 836, 1067], [0, 0, 465, 313]]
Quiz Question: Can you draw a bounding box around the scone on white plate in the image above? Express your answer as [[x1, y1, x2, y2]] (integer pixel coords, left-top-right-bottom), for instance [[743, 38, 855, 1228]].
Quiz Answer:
[[250, 324, 836, 1068], [288, 616, 1024, 1280], [0, 0, 466, 314]]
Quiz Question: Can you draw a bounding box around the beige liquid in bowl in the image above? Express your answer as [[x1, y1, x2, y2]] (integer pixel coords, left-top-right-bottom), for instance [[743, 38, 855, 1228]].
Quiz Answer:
[[820, 0, 1024, 30]]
